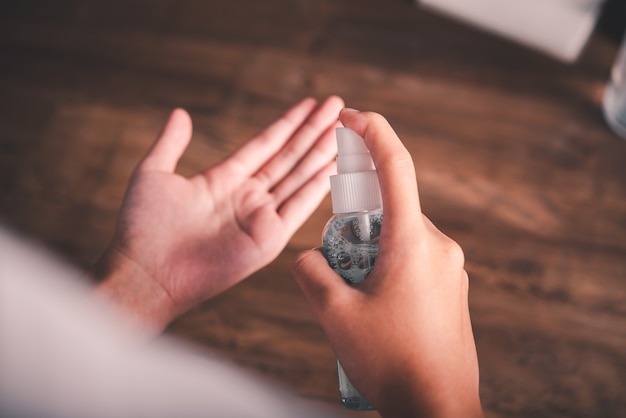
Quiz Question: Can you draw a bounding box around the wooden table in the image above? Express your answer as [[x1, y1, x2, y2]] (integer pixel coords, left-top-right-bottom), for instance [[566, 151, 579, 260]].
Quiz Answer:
[[1, 1, 624, 417]]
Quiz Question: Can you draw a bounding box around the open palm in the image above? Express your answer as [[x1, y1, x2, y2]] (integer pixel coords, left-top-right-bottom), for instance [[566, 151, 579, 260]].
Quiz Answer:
[[97, 97, 343, 325]]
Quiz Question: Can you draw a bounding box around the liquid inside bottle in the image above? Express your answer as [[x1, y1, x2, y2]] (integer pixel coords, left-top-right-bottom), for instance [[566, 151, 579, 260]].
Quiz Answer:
[[337, 360, 374, 410], [322, 211, 382, 284]]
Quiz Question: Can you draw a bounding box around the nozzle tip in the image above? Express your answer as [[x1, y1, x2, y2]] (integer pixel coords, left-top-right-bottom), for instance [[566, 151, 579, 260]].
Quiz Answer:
[[336, 128, 369, 155]]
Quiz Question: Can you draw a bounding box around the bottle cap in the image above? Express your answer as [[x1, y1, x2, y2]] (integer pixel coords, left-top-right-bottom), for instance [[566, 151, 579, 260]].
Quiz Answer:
[[330, 128, 382, 214]]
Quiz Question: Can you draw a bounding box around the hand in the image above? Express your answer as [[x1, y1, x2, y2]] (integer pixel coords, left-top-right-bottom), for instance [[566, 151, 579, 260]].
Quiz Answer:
[[94, 96, 344, 331], [291, 110, 484, 418]]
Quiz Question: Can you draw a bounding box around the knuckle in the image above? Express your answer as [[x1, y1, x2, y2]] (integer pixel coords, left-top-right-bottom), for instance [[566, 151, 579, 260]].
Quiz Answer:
[[362, 111, 388, 125], [443, 236, 466, 268], [393, 151, 416, 171], [290, 250, 319, 282], [424, 216, 466, 269], [461, 270, 470, 291], [291, 250, 309, 274]]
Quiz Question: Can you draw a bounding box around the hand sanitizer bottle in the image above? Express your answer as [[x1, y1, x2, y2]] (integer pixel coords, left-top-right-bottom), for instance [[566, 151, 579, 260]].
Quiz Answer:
[[322, 127, 383, 410]]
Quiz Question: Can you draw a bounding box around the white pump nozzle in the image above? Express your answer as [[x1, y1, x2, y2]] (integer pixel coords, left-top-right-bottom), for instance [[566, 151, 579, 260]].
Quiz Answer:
[[336, 128, 376, 174], [330, 128, 382, 214]]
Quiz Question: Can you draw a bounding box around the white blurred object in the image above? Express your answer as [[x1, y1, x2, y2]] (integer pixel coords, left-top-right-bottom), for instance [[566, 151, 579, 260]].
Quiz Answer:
[[419, 0, 605, 62], [603, 33, 626, 139], [0, 227, 341, 418]]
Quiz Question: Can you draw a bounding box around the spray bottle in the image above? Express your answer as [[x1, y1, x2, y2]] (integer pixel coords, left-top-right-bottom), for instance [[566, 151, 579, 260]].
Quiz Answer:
[[322, 127, 383, 410]]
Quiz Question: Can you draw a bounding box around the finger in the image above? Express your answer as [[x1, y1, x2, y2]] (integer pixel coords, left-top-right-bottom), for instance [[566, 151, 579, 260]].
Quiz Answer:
[[252, 95, 344, 189], [138, 108, 193, 173], [278, 159, 336, 234], [270, 120, 339, 206], [226, 97, 318, 176], [339, 109, 423, 235], [291, 248, 355, 318]]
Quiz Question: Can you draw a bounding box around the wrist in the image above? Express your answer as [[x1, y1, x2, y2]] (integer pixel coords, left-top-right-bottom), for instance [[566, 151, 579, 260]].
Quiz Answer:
[[92, 245, 178, 333], [377, 395, 484, 418], [373, 369, 484, 418]]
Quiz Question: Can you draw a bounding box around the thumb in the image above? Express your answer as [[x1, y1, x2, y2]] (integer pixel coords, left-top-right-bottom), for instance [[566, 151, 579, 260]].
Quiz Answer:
[[291, 248, 354, 318], [139, 108, 193, 173]]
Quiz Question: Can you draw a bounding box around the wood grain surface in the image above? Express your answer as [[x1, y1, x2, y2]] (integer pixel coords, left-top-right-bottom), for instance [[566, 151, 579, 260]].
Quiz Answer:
[[1, 1, 625, 417]]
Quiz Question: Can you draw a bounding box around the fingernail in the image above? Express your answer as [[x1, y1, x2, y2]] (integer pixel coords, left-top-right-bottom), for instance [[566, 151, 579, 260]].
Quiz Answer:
[[342, 108, 359, 113]]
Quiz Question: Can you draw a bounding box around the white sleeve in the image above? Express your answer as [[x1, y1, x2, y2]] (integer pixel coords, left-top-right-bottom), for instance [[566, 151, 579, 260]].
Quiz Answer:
[[0, 226, 342, 418]]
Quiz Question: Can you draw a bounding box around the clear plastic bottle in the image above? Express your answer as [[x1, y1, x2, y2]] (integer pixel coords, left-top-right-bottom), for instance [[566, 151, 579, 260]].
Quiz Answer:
[[322, 127, 383, 410], [322, 209, 382, 284]]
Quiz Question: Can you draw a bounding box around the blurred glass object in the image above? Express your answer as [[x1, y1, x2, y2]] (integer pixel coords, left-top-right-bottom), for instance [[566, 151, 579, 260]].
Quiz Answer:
[[603, 34, 626, 139]]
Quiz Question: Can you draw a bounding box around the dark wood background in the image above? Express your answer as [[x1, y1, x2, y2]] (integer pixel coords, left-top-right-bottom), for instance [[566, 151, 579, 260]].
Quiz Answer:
[[1, 1, 625, 417]]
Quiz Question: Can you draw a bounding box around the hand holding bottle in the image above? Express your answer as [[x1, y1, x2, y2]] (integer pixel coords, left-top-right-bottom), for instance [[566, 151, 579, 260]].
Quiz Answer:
[[94, 96, 344, 331], [292, 109, 484, 418]]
